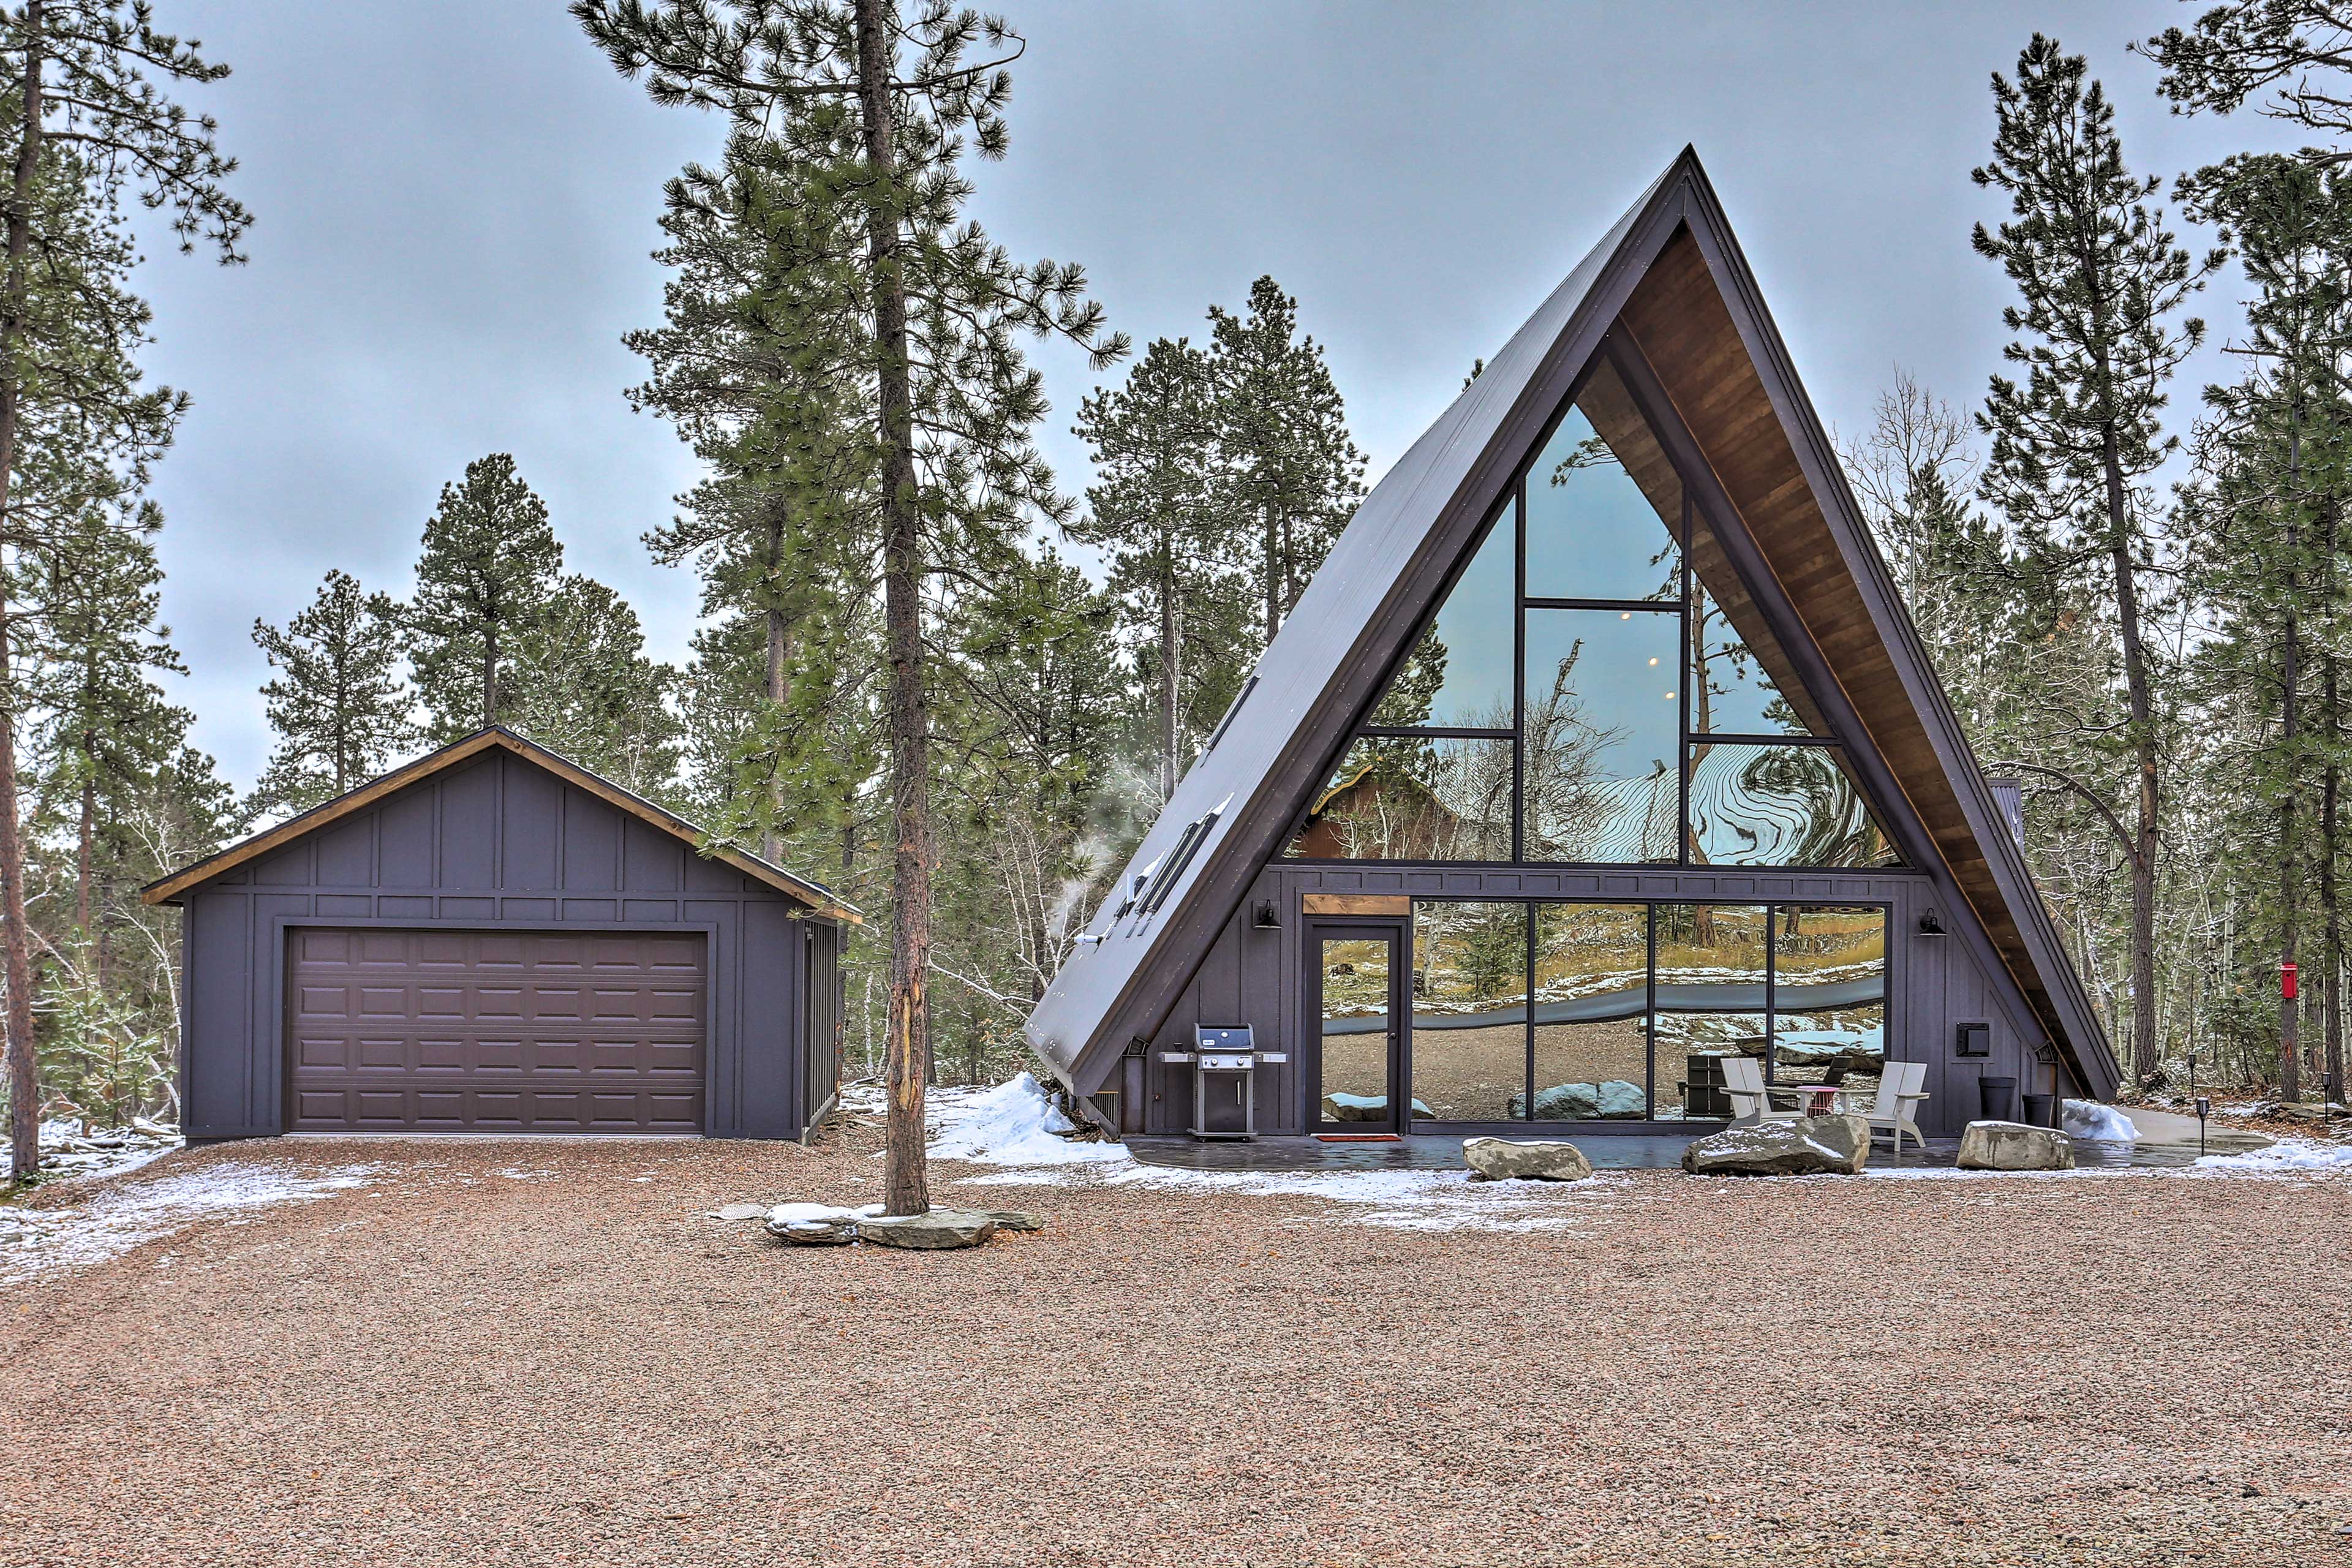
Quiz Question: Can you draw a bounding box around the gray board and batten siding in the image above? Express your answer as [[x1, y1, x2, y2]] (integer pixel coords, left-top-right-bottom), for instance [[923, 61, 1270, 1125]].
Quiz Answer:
[[159, 738, 846, 1142], [1027, 145, 2120, 1126]]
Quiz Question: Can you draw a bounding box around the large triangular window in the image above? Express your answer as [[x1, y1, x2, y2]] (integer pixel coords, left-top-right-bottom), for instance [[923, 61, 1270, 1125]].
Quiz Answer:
[[1290, 347, 1899, 869]]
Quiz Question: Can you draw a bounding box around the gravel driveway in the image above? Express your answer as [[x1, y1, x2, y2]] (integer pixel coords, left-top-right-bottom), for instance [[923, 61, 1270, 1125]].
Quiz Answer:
[[4, 1118, 2348, 1567]]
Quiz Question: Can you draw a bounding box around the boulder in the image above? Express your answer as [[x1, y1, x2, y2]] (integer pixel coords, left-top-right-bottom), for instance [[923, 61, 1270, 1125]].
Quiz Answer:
[[1463, 1137, 1594, 1182], [858, 1210, 999, 1250], [1956, 1120, 2075, 1171], [1324, 1091, 1436, 1122], [711, 1202, 768, 1221], [981, 1209, 1046, 1232], [1681, 1114, 1870, 1177], [763, 1201, 872, 1244], [1507, 1080, 1647, 1120]]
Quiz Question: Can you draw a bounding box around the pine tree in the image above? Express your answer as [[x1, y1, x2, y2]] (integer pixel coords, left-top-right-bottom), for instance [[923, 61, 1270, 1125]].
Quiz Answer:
[[0, 4, 245, 1177], [1207, 276, 1364, 644], [503, 573, 684, 797], [2180, 153, 2352, 1098], [576, 0, 1126, 1215], [630, 137, 874, 859], [405, 453, 564, 741], [251, 569, 413, 815], [21, 502, 184, 941], [1972, 35, 2220, 1088], [2141, 2, 2352, 159], [1069, 335, 1235, 801]]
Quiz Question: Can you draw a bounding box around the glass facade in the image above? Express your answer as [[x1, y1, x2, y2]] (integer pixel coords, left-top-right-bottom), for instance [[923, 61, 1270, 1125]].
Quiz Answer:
[[1396, 899, 1887, 1125], [1290, 345, 1899, 870], [1412, 902, 1529, 1121]]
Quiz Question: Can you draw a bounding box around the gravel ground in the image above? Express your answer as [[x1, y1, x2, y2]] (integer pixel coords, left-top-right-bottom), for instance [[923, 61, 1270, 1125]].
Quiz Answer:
[[4, 1117, 2350, 1567]]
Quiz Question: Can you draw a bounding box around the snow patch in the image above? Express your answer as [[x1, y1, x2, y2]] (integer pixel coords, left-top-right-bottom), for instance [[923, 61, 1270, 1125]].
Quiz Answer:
[[0, 1159, 378, 1281], [927, 1072, 1128, 1167], [925, 1074, 1604, 1232], [34, 1118, 183, 1185], [2190, 1139, 2352, 1176], [961, 1159, 1607, 1234], [764, 1201, 883, 1226], [2063, 1099, 2138, 1142]]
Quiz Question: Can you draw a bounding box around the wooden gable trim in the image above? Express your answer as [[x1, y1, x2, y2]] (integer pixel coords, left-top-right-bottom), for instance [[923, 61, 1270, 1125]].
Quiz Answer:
[[1613, 209, 2113, 1095], [140, 728, 860, 924]]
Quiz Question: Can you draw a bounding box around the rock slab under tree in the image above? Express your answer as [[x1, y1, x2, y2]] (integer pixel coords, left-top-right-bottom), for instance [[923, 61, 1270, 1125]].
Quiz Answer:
[[1956, 1120, 2075, 1171], [1682, 1115, 1871, 1177], [858, 1210, 1000, 1250], [1462, 1137, 1594, 1182]]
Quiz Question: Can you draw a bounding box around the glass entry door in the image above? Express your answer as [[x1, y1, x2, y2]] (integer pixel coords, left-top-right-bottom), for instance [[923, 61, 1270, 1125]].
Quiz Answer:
[[1309, 923, 1405, 1133]]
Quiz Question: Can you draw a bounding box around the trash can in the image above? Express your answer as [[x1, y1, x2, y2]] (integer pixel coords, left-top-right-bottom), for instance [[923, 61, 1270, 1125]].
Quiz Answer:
[[1979, 1075, 2018, 1122], [2021, 1091, 2057, 1129]]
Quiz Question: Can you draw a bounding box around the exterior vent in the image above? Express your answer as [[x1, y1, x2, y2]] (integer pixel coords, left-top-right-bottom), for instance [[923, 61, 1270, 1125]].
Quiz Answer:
[[1985, 777, 2026, 849]]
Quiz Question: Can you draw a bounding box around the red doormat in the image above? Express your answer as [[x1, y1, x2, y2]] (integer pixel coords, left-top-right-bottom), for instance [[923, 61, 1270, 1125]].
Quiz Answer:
[[1314, 1133, 1403, 1142]]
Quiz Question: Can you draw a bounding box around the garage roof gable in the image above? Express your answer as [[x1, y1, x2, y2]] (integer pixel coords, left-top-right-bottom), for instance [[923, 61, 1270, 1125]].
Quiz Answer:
[[141, 727, 859, 922]]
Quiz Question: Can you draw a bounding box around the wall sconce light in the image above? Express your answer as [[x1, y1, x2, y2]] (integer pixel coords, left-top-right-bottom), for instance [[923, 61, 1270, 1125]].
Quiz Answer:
[[1917, 909, 1946, 937], [1253, 900, 1281, 930]]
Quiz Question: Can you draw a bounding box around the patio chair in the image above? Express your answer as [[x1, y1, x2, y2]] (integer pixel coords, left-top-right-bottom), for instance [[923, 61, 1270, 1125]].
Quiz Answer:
[[1850, 1059, 1929, 1154], [1721, 1055, 1801, 1124]]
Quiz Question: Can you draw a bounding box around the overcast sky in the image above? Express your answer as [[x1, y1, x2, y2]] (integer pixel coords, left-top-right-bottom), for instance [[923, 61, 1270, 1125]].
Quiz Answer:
[[137, 1, 2307, 789]]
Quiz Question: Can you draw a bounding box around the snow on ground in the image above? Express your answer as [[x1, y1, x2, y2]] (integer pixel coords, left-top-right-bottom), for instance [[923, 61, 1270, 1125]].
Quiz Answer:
[[927, 1072, 1607, 1233], [0, 1158, 377, 1283], [919, 1074, 2352, 1218], [2063, 1099, 2138, 1142], [924, 1072, 1129, 1167], [965, 1158, 1615, 1234], [34, 1119, 184, 1184], [2189, 1138, 2352, 1177]]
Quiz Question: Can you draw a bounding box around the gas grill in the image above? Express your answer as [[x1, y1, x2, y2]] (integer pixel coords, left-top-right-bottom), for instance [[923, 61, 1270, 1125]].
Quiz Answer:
[[1160, 1025, 1285, 1140]]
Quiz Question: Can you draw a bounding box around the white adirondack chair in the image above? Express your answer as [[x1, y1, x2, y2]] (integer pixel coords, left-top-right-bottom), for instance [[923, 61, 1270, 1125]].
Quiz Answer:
[[1851, 1058, 1929, 1153], [1721, 1055, 1800, 1124]]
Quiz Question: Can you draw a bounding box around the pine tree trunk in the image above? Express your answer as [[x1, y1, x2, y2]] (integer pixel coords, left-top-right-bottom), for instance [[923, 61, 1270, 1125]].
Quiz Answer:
[[75, 760, 93, 939], [1261, 500, 1278, 644], [1157, 540, 1177, 801], [764, 502, 790, 863], [2328, 646, 2346, 1106], [2100, 426, 2161, 1088], [482, 620, 499, 728], [0, 4, 45, 1180], [854, 0, 931, 1218], [2281, 605, 2303, 1100]]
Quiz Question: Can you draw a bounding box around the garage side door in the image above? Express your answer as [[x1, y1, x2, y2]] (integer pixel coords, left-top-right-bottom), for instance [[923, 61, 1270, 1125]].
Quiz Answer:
[[286, 929, 706, 1133]]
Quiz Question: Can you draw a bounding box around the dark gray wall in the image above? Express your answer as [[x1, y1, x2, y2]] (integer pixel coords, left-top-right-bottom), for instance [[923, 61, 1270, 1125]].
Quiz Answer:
[[1135, 863, 2072, 1140], [176, 748, 837, 1140]]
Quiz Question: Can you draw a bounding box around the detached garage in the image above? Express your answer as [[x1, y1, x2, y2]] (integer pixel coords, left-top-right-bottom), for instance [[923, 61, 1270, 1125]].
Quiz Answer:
[[144, 727, 856, 1142]]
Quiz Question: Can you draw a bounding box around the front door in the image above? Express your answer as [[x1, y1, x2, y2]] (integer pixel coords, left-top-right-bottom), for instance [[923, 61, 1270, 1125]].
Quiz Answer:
[[1308, 922, 1406, 1133]]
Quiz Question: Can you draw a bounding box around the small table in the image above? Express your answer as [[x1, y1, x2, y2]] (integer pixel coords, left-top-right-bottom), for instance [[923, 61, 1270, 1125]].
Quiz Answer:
[[1790, 1084, 1843, 1115]]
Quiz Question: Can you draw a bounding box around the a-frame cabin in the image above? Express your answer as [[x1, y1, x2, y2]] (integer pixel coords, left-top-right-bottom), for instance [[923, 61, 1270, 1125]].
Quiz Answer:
[[1027, 148, 2119, 1143]]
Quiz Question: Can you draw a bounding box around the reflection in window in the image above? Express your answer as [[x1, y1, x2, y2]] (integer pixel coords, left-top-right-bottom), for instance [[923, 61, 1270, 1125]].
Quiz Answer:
[[1412, 902, 1528, 1120], [1687, 744, 1896, 867], [1652, 903, 1768, 1120], [1771, 906, 1887, 1095], [1525, 358, 1683, 601], [1528, 903, 1648, 1120], [1690, 578, 1819, 736], [1522, 608, 1678, 863], [1370, 503, 1516, 729], [1290, 736, 1512, 861], [1316, 937, 1396, 1125]]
